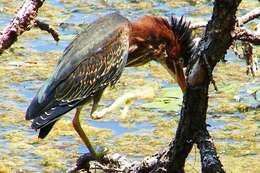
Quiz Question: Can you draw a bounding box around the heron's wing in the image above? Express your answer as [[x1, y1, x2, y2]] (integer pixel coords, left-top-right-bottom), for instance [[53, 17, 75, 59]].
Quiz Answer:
[[26, 13, 128, 117], [26, 13, 129, 129], [29, 26, 129, 129], [38, 13, 129, 103], [55, 32, 129, 103]]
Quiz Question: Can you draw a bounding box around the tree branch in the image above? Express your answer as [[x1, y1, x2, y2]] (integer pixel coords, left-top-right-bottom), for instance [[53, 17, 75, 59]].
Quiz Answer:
[[196, 130, 224, 173], [190, 7, 260, 29], [190, 22, 207, 29], [33, 20, 59, 42], [238, 7, 260, 26], [0, 0, 45, 55], [146, 0, 242, 172], [190, 7, 260, 46], [67, 152, 166, 173], [233, 27, 260, 45]]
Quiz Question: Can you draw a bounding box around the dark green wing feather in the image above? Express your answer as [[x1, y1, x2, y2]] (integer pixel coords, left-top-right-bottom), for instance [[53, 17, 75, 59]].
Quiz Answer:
[[37, 13, 129, 104], [26, 13, 129, 133]]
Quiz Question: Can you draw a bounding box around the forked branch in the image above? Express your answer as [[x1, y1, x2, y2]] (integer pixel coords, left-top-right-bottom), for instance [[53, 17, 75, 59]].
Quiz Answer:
[[190, 7, 260, 46]]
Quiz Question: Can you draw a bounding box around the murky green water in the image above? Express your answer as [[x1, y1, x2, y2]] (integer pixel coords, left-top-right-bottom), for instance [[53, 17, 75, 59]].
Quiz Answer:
[[0, 0, 259, 172]]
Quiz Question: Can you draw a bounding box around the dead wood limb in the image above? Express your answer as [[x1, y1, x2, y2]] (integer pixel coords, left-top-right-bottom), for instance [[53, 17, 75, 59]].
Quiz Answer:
[[33, 20, 59, 42], [190, 22, 207, 29], [233, 27, 260, 45], [67, 152, 166, 173], [195, 130, 224, 173], [0, 0, 45, 55], [238, 7, 260, 26], [190, 7, 260, 46], [149, 0, 242, 172], [190, 7, 260, 29]]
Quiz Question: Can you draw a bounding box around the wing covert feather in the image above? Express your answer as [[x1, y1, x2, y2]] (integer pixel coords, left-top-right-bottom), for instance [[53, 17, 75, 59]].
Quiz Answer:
[[37, 13, 129, 104], [55, 26, 129, 103]]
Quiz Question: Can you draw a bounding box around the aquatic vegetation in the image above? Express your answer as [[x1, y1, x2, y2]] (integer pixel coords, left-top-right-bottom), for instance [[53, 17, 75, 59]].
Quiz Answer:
[[112, 1, 153, 10], [142, 87, 182, 112], [0, 0, 259, 172]]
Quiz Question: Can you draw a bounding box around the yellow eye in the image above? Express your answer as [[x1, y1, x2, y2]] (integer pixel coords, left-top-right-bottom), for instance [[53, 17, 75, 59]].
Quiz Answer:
[[179, 58, 184, 65]]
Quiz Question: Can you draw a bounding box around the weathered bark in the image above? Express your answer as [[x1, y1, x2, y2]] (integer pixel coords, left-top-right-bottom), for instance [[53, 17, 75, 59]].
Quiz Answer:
[[196, 130, 224, 173], [67, 151, 168, 173], [0, 0, 45, 55], [233, 27, 260, 45]]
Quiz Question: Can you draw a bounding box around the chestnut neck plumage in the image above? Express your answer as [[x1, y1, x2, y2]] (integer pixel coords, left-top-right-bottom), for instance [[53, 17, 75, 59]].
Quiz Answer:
[[127, 16, 181, 67], [126, 16, 188, 92]]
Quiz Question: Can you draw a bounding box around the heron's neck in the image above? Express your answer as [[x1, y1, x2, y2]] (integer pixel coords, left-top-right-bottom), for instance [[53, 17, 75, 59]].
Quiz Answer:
[[127, 16, 180, 67]]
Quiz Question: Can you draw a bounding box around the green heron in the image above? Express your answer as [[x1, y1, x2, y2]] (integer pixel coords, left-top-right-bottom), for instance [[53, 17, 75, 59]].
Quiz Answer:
[[26, 13, 193, 160]]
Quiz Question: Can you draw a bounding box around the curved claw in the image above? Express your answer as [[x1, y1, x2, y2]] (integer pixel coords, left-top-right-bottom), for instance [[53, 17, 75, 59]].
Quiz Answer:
[[95, 146, 109, 159], [90, 108, 108, 120]]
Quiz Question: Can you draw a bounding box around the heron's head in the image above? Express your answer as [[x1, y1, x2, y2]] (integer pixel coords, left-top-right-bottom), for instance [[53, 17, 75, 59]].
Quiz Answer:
[[165, 16, 194, 92], [127, 15, 194, 92]]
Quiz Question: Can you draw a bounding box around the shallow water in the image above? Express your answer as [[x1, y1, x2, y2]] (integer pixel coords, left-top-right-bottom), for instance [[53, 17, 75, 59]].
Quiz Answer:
[[0, 0, 259, 172]]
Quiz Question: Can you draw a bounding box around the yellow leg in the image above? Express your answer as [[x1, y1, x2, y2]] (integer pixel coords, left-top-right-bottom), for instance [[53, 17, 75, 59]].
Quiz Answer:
[[72, 106, 97, 158]]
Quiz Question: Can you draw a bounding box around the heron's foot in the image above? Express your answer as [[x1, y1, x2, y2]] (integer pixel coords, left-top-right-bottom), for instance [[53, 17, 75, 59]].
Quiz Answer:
[[94, 146, 109, 160], [90, 109, 107, 120], [71, 147, 108, 173]]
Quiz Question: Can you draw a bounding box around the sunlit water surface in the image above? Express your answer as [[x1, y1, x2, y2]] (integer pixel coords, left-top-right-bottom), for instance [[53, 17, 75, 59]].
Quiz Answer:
[[0, 0, 259, 172]]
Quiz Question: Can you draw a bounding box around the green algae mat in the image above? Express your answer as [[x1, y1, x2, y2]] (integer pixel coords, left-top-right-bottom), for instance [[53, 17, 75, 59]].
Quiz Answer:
[[0, 0, 259, 172]]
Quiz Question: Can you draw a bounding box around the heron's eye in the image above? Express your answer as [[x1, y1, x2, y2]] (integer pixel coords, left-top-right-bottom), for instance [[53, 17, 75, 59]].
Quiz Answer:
[[179, 58, 184, 65]]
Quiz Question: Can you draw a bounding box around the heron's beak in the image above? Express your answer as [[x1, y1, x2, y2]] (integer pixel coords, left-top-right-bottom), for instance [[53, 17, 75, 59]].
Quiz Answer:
[[172, 59, 186, 93]]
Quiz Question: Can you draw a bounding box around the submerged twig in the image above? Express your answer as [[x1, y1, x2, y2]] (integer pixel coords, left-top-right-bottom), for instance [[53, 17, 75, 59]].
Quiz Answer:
[[33, 20, 59, 42]]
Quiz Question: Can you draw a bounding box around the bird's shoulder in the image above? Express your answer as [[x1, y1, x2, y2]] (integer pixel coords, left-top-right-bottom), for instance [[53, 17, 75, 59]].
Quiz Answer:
[[54, 25, 130, 102], [37, 13, 129, 104], [55, 13, 129, 81]]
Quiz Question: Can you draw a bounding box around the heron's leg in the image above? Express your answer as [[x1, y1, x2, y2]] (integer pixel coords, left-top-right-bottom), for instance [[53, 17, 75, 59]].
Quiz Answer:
[[72, 106, 97, 158], [90, 89, 104, 119]]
